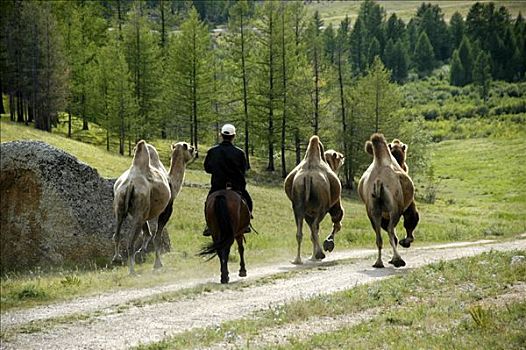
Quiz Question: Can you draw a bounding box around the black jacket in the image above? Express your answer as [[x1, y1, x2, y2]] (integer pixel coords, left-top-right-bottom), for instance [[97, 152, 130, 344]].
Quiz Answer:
[[204, 141, 247, 191]]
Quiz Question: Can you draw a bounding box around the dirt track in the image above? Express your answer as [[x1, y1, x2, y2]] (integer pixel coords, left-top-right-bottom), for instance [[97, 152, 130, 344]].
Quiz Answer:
[[1, 238, 525, 350]]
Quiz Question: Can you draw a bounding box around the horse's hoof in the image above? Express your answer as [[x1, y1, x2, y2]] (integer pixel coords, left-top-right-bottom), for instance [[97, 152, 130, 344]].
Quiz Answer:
[[239, 270, 247, 277], [399, 239, 412, 248], [221, 276, 229, 284], [373, 261, 384, 268], [323, 239, 335, 252], [388, 258, 406, 268]]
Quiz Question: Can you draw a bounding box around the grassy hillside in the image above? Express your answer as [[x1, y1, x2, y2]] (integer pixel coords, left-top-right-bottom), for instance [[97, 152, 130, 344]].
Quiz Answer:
[[1, 117, 525, 310], [307, 1, 526, 26]]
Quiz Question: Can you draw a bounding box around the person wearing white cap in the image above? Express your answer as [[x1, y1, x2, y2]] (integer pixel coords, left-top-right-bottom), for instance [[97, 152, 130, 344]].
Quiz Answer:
[[202, 123, 253, 235]]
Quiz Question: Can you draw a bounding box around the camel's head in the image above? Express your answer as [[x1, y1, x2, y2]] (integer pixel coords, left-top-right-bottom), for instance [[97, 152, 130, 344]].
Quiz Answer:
[[171, 141, 196, 164], [388, 139, 407, 168], [324, 150, 345, 172]]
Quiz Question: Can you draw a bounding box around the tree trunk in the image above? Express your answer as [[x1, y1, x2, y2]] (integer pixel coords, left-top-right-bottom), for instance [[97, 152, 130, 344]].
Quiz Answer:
[[313, 49, 319, 135], [192, 30, 199, 157], [266, 8, 275, 172], [280, 4, 287, 179], [295, 131, 301, 165], [16, 91, 24, 123], [0, 76, 5, 114], [9, 93, 15, 121], [68, 110, 72, 138], [240, 9, 251, 170]]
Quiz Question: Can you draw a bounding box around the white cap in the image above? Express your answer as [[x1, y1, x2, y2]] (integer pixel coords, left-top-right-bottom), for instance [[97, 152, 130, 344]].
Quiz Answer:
[[221, 123, 236, 136]]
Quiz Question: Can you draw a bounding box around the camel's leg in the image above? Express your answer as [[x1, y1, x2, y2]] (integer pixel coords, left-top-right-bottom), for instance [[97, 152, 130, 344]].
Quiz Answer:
[[219, 246, 231, 284], [387, 214, 406, 268], [135, 222, 151, 264], [292, 206, 304, 265], [112, 214, 125, 264], [151, 200, 173, 269], [237, 236, 247, 277], [400, 202, 419, 248], [369, 215, 384, 268], [323, 201, 344, 252], [128, 221, 143, 275], [308, 217, 325, 261]]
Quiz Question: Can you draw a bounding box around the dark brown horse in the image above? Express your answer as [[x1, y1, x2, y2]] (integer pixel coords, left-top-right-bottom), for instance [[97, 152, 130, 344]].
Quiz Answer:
[[200, 189, 251, 284]]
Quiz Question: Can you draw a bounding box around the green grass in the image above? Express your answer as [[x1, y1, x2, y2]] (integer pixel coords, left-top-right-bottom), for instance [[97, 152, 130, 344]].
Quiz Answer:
[[1, 117, 525, 311], [134, 249, 526, 349], [307, 1, 526, 27]]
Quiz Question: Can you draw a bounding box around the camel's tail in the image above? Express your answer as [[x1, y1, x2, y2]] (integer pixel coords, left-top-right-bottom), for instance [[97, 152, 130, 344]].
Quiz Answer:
[[372, 179, 383, 200]]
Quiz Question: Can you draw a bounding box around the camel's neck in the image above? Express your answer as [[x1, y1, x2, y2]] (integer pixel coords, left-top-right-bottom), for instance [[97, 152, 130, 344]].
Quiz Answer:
[[168, 154, 186, 195]]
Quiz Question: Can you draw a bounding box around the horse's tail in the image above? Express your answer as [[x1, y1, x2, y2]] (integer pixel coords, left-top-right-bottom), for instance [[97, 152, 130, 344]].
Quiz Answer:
[[199, 195, 234, 259]]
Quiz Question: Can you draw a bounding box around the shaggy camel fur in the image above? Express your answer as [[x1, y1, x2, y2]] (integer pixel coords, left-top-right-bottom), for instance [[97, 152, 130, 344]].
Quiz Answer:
[[284, 136, 344, 264], [112, 140, 171, 274], [136, 142, 196, 261], [365, 138, 420, 248], [358, 133, 415, 268]]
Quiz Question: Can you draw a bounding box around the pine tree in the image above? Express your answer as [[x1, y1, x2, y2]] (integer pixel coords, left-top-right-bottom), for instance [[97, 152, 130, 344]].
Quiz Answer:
[[449, 12, 465, 49], [367, 38, 380, 67], [449, 49, 464, 86], [458, 36, 473, 84], [392, 40, 409, 83], [349, 17, 367, 76], [414, 31, 434, 77], [349, 57, 401, 183], [473, 50, 492, 102]]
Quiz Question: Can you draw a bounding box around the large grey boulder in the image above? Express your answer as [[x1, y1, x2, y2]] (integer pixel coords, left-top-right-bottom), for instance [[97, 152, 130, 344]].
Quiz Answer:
[[0, 140, 170, 273]]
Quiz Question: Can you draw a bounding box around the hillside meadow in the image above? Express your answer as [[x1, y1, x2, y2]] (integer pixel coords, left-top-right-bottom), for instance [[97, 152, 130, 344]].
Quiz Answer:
[[1, 114, 525, 311], [306, 0, 526, 26]]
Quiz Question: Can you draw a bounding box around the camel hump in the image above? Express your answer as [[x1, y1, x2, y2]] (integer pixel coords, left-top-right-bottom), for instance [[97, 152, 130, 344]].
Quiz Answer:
[[305, 135, 322, 164], [369, 133, 390, 163], [132, 140, 150, 171]]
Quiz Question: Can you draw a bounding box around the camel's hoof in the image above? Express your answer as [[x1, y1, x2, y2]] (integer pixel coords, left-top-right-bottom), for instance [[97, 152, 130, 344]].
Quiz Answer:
[[399, 238, 413, 248], [373, 261, 384, 268], [291, 258, 303, 265], [389, 258, 406, 268], [239, 270, 247, 277], [153, 263, 163, 270], [311, 252, 325, 261], [323, 239, 335, 252]]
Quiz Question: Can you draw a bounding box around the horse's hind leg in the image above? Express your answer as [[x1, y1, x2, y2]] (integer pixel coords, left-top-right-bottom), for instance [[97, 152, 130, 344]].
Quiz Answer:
[[387, 214, 406, 268], [236, 236, 247, 277], [400, 202, 419, 248], [219, 247, 231, 284], [323, 201, 344, 252]]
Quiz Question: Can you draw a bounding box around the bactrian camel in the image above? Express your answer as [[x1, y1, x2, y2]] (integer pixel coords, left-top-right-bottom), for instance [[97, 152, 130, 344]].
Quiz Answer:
[[358, 133, 415, 268], [284, 136, 344, 264], [136, 142, 196, 261], [112, 140, 171, 274]]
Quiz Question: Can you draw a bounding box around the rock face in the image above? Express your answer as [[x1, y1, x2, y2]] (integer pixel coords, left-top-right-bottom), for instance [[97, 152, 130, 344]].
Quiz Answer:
[[0, 141, 170, 273]]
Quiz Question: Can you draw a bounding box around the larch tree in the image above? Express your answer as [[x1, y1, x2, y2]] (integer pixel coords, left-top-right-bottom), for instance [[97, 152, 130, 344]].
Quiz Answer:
[[123, 1, 161, 147], [166, 7, 212, 155]]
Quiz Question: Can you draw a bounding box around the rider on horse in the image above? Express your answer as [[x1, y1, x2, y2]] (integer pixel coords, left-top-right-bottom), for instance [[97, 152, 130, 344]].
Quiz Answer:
[[203, 123, 253, 236]]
